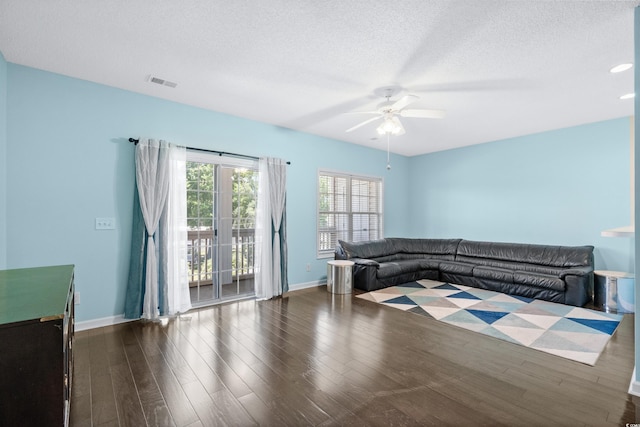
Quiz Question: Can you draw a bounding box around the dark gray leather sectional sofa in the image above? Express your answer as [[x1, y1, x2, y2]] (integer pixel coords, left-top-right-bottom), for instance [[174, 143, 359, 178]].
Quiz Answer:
[[335, 238, 594, 307]]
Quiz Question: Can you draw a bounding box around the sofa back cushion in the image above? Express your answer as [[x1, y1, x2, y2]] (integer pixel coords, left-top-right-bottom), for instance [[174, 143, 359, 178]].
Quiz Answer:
[[337, 239, 395, 260], [456, 240, 593, 268], [388, 238, 461, 261], [337, 238, 462, 262]]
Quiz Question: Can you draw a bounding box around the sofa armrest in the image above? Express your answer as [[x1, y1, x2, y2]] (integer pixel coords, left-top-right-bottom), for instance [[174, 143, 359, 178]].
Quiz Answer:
[[559, 267, 593, 279], [563, 269, 594, 306], [348, 258, 380, 291], [352, 258, 380, 267]]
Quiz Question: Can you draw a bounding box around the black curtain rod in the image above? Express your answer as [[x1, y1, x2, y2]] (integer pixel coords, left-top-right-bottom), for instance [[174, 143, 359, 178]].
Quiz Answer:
[[128, 138, 290, 165]]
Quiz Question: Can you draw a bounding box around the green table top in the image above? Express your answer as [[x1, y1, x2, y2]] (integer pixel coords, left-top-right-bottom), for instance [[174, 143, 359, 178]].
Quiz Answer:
[[0, 265, 74, 325]]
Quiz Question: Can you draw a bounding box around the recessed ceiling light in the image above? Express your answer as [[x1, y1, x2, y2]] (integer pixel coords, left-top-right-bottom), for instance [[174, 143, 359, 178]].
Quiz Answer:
[[620, 93, 635, 100], [610, 63, 633, 73]]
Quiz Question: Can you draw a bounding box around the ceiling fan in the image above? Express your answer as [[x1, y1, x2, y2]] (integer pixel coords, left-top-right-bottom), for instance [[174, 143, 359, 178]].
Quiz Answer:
[[345, 86, 445, 135]]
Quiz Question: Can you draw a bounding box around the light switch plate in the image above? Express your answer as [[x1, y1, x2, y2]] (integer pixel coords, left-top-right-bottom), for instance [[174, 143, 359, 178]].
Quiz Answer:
[[95, 217, 115, 230]]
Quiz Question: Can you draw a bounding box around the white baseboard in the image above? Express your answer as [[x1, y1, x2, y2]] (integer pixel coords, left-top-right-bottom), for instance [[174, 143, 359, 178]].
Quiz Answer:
[[629, 368, 640, 396], [288, 280, 326, 292], [75, 314, 135, 331]]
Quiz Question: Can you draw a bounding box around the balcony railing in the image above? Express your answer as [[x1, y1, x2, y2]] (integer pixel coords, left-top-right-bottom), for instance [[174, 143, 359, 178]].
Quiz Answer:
[[187, 228, 255, 287]]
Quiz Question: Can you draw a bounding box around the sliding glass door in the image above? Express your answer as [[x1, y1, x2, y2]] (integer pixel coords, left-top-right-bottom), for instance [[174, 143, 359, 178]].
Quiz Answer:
[[186, 151, 258, 306]]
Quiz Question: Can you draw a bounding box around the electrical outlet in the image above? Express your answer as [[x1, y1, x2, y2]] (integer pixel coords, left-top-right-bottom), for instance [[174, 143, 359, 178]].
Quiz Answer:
[[74, 292, 80, 305], [306, 263, 311, 272], [95, 217, 115, 230]]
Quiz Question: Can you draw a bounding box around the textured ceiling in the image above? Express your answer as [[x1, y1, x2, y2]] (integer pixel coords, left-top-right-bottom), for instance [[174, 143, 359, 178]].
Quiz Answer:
[[0, 1, 638, 156]]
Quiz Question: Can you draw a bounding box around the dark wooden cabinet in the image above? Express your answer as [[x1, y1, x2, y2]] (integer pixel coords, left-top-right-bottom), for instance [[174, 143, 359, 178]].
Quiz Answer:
[[0, 265, 75, 426]]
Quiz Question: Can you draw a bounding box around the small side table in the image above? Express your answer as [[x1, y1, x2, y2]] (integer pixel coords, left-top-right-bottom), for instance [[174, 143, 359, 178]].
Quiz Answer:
[[594, 270, 635, 314], [327, 260, 354, 294]]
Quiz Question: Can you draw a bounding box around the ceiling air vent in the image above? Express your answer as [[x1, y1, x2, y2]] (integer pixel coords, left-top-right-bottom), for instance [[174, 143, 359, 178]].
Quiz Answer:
[[147, 75, 177, 88]]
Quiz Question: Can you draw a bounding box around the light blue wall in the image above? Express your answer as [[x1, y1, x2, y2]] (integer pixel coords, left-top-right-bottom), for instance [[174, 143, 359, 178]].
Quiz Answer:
[[0, 51, 7, 269], [5, 64, 411, 322], [409, 118, 633, 273]]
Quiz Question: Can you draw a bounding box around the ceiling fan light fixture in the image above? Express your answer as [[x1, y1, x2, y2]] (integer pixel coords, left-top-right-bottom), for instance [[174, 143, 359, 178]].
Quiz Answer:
[[377, 117, 403, 135]]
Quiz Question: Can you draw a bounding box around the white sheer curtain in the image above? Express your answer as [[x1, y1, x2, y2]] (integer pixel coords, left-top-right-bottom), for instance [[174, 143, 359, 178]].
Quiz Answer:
[[135, 139, 191, 320], [160, 145, 192, 315], [255, 157, 287, 300]]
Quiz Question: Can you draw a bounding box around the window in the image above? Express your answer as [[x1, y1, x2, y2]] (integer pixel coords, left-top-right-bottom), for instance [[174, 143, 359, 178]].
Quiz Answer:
[[317, 170, 383, 258]]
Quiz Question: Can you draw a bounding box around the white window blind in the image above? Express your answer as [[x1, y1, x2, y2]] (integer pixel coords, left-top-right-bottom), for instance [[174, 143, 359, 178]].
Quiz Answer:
[[317, 171, 383, 257]]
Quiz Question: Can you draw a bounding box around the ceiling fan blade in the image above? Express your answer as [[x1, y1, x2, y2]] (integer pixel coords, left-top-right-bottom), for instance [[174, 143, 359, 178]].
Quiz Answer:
[[343, 111, 381, 115], [390, 116, 406, 135], [281, 94, 376, 129], [346, 115, 382, 132], [391, 94, 419, 111], [408, 79, 530, 93], [400, 109, 446, 119]]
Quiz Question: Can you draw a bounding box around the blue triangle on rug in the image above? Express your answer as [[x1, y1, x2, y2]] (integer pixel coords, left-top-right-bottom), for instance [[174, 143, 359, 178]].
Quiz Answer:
[[398, 281, 427, 288], [511, 294, 535, 303], [567, 318, 620, 335], [467, 309, 510, 324], [449, 291, 481, 300], [433, 283, 460, 290], [384, 295, 417, 306]]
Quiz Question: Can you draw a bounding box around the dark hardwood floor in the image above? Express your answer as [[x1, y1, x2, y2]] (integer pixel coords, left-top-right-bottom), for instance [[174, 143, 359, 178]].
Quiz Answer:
[[71, 286, 639, 426]]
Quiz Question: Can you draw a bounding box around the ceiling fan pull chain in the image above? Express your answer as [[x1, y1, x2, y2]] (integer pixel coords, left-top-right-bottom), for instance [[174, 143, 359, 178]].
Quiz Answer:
[[386, 133, 391, 170]]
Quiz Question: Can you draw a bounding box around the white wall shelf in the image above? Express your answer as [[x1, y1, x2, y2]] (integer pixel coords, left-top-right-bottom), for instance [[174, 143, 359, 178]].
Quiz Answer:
[[601, 225, 635, 237]]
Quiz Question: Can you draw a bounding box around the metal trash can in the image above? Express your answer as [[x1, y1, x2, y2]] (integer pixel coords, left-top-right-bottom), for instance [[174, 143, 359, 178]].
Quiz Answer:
[[327, 260, 354, 294], [594, 270, 635, 314]]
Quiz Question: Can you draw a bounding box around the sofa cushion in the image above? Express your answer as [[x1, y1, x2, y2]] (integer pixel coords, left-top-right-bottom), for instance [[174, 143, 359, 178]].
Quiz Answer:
[[457, 240, 593, 268], [388, 238, 461, 260], [338, 239, 395, 260], [507, 263, 565, 277], [473, 266, 514, 283], [513, 271, 565, 291], [439, 261, 474, 276], [377, 259, 440, 279], [371, 254, 402, 263], [455, 256, 566, 277]]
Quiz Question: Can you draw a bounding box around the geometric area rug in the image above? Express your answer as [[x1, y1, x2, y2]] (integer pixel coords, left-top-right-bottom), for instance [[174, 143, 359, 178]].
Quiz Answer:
[[356, 279, 623, 365]]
